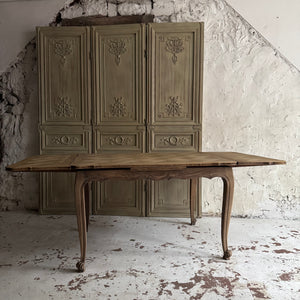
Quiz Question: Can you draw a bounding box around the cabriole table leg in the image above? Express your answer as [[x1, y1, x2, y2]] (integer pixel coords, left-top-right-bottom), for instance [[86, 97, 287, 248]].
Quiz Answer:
[[190, 178, 197, 225], [220, 167, 234, 260], [84, 183, 90, 232], [75, 172, 87, 272]]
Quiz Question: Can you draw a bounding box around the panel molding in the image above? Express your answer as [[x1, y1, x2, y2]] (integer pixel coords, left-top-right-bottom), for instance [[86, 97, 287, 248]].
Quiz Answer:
[[93, 125, 145, 153], [93, 180, 144, 216], [92, 24, 145, 126], [147, 23, 203, 126], [38, 26, 91, 126], [40, 172, 76, 214], [40, 125, 92, 154]]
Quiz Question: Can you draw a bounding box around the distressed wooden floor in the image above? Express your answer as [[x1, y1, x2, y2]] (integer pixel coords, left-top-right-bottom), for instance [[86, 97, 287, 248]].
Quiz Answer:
[[0, 212, 299, 299]]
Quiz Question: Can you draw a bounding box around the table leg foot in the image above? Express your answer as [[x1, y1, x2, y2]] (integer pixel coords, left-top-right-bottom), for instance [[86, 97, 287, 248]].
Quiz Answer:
[[190, 219, 196, 226], [223, 249, 232, 260], [76, 261, 85, 272]]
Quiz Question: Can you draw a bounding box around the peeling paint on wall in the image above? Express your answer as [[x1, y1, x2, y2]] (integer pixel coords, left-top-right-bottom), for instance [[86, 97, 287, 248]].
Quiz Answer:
[[0, 0, 299, 218], [0, 39, 39, 211]]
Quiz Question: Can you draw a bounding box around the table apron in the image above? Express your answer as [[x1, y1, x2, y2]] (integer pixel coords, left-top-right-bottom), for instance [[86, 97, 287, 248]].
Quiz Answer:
[[75, 166, 234, 183]]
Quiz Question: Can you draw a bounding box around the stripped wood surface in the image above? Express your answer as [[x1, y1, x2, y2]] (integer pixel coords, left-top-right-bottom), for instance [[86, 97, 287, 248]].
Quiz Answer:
[[6, 152, 285, 172]]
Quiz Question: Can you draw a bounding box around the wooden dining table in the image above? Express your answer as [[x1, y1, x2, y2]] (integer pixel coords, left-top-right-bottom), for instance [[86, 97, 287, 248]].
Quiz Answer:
[[6, 152, 285, 272]]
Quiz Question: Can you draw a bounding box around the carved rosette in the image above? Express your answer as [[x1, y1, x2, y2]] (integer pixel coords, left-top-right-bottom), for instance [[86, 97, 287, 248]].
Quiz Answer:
[[110, 97, 127, 117], [107, 39, 127, 66], [165, 96, 183, 117], [54, 96, 75, 118], [165, 36, 184, 64], [51, 135, 79, 145], [160, 136, 189, 146], [106, 135, 133, 146], [54, 40, 72, 65]]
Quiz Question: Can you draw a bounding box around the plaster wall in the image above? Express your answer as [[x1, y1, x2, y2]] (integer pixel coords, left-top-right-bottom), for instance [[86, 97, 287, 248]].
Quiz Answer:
[[0, 0, 67, 74], [226, 0, 300, 71], [1, 0, 300, 74], [0, 0, 299, 219]]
